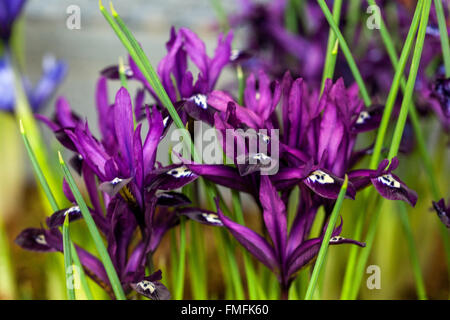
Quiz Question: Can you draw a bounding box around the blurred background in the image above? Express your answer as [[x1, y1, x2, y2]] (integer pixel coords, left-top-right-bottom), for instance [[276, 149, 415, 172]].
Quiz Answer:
[[0, 0, 449, 300]]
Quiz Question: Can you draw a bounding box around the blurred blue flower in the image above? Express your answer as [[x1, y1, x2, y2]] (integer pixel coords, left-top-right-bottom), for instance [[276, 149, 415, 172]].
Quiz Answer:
[[0, 0, 27, 43], [0, 53, 67, 112]]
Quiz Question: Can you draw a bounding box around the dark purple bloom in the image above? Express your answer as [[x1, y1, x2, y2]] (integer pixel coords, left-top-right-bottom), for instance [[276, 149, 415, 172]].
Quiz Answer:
[[101, 27, 233, 127], [20, 79, 215, 299], [432, 198, 450, 228], [425, 78, 450, 132], [0, 0, 26, 43], [130, 270, 171, 300], [215, 176, 365, 292], [194, 73, 415, 206], [46, 206, 82, 229], [230, 0, 446, 116]]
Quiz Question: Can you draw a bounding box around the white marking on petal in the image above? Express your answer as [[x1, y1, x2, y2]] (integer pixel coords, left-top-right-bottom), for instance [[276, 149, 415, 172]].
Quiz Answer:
[[138, 280, 156, 294], [330, 236, 344, 243], [124, 66, 134, 77], [111, 177, 123, 186], [255, 92, 261, 100], [307, 170, 335, 184], [190, 94, 208, 110], [35, 234, 47, 246], [356, 111, 370, 124], [167, 166, 194, 178], [230, 49, 240, 61], [65, 206, 80, 216], [163, 116, 170, 128], [377, 174, 401, 188], [202, 213, 222, 225]]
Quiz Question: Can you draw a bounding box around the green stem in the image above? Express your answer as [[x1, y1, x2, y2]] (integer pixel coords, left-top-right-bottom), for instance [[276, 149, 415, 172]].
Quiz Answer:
[[316, 0, 371, 106], [397, 203, 427, 299], [101, 2, 198, 163], [348, 197, 383, 299], [63, 214, 76, 300], [341, 0, 424, 299], [366, 0, 431, 300], [232, 190, 259, 300], [388, 1, 431, 159], [209, 0, 230, 33], [188, 222, 207, 299], [169, 229, 179, 292], [59, 152, 126, 300], [304, 175, 348, 300], [368, 0, 424, 169], [349, 0, 432, 299], [20, 122, 93, 299], [12, 61, 63, 211], [285, 0, 299, 34], [320, 0, 343, 92], [202, 180, 245, 299], [433, 0, 450, 76], [174, 217, 187, 300], [344, 0, 361, 42], [0, 213, 16, 299]]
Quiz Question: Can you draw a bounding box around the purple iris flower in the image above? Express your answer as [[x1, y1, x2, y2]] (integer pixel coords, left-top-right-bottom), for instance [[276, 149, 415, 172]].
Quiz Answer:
[[0, 0, 27, 43], [0, 53, 67, 113], [102, 27, 233, 127], [15, 185, 175, 300], [164, 68, 419, 294], [215, 176, 365, 295], [230, 0, 446, 105], [229, 0, 327, 83], [419, 77, 450, 132], [170, 69, 419, 294], [432, 198, 450, 228], [187, 71, 417, 208], [18, 78, 216, 299]]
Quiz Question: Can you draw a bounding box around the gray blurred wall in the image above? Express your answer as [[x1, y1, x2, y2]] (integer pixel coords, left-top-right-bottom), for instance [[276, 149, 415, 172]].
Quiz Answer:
[[24, 0, 239, 129]]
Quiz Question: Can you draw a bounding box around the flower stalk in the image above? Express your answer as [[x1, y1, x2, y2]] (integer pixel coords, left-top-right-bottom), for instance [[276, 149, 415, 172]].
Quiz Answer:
[[304, 175, 349, 300], [59, 152, 126, 300], [316, 0, 371, 106], [348, 0, 432, 299]]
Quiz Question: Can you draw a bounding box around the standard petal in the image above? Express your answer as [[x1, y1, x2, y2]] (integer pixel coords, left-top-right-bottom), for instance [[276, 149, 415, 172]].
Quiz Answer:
[[259, 176, 287, 261], [114, 87, 135, 168]]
